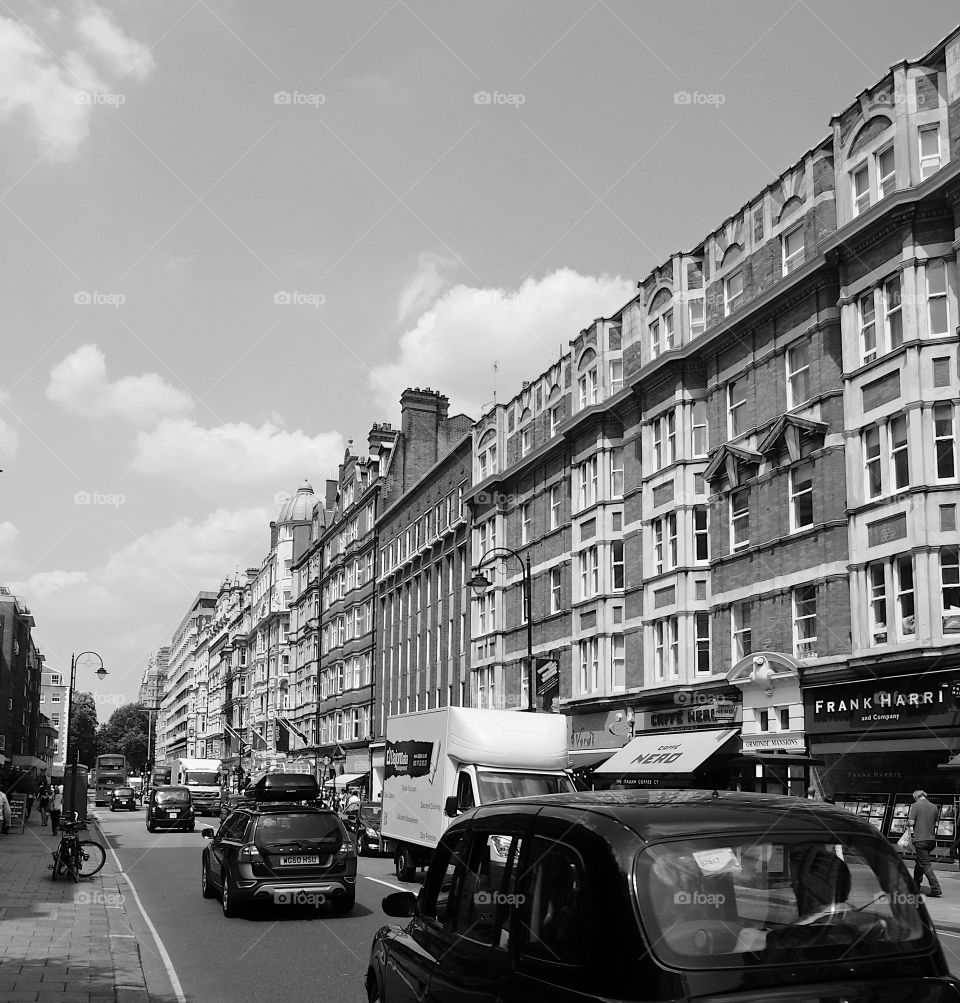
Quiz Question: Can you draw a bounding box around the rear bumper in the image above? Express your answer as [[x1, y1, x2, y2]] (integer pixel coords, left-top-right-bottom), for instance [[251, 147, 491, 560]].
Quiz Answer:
[[237, 875, 355, 904]]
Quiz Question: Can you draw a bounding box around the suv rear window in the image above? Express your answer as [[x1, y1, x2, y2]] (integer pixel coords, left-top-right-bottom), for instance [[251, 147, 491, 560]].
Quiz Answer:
[[115, 788, 134, 796], [254, 813, 343, 843], [634, 833, 926, 969], [156, 790, 190, 805]]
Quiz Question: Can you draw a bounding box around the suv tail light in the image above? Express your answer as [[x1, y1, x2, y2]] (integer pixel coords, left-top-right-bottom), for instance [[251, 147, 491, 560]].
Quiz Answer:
[[334, 839, 356, 861], [238, 844, 263, 863]]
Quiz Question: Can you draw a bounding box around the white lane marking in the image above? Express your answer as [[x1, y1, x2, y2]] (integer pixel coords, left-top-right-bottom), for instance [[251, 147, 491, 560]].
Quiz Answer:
[[96, 823, 187, 1003], [938, 929, 960, 938], [365, 876, 409, 893]]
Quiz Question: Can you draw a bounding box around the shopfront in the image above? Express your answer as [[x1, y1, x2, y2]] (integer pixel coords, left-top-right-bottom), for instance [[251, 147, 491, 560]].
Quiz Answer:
[[804, 667, 960, 857], [592, 728, 741, 789]]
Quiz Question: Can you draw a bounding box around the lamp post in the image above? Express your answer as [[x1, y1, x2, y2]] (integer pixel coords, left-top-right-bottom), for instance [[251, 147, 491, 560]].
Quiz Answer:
[[64, 651, 108, 817], [468, 547, 534, 713]]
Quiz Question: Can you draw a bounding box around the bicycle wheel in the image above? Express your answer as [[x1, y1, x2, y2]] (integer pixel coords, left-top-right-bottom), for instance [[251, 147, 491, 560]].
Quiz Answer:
[[51, 849, 63, 881], [77, 840, 107, 877]]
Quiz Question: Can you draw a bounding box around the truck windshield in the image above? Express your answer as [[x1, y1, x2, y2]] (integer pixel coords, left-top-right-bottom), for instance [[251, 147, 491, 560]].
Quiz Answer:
[[183, 772, 219, 786], [476, 770, 574, 803]]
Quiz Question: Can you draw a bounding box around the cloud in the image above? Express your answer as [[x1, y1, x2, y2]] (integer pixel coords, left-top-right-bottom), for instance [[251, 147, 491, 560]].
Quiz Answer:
[[397, 252, 456, 322], [0, 521, 18, 574], [20, 569, 88, 598], [0, 5, 153, 161], [131, 418, 344, 486], [372, 268, 635, 417], [0, 416, 18, 457], [46, 344, 192, 426]]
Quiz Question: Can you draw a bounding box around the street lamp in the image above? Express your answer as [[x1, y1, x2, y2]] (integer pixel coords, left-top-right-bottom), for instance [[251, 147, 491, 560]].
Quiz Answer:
[[468, 546, 534, 713], [64, 651, 107, 817]]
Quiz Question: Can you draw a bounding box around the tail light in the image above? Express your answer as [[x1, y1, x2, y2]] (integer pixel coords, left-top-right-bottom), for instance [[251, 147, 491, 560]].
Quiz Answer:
[[238, 844, 263, 863]]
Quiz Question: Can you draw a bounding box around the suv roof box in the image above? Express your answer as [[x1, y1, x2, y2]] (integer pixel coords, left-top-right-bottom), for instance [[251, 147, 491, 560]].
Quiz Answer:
[[246, 773, 320, 803]]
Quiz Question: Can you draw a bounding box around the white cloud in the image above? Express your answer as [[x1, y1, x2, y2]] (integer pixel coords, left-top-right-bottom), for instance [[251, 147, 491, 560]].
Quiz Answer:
[[397, 252, 456, 322], [0, 521, 19, 575], [19, 569, 88, 598], [131, 418, 344, 486], [47, 344, 192, 426], [0, 5, 153, 161], [0, 416, 18, 457], [372, 268, 635, 417]]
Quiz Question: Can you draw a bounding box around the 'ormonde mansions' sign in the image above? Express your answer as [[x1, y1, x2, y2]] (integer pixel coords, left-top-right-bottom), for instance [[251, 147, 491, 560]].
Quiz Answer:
[[804, 672, 960, 733]]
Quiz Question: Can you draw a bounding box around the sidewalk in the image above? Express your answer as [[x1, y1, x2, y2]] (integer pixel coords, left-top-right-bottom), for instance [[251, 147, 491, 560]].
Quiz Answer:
[[917, 859, 960, 936], [0, 809, 164, 1002]]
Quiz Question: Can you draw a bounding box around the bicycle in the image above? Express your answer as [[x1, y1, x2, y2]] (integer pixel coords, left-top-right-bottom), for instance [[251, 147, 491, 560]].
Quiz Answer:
[[49, 812, 106, 882]]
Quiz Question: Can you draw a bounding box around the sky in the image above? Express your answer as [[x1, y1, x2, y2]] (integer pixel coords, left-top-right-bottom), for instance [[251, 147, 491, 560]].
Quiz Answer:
[[1, 0, 957, 714]]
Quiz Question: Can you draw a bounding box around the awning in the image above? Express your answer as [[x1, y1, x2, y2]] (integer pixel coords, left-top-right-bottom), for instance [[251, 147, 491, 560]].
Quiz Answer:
[[594, 728, 739, 775], [732, 753, 824, 766], [332, 772, 367, 788], [937, 752, 960, 770], [568, 749, 618, 770]]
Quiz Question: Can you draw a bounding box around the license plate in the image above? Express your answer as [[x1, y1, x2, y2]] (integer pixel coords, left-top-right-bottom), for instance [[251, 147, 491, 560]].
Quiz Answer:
[[168, 812, 179, 818], [279, 855, 319, 866]]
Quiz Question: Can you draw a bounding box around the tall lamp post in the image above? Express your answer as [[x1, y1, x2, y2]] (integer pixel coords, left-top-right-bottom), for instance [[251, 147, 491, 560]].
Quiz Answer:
[[468, 547, 534, 713], [65, 651, 108, 817]]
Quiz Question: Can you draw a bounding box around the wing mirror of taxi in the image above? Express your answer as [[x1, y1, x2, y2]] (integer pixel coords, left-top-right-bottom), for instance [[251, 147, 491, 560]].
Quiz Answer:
[[201, 827, 215, 839], [382, 891, 417, 918], [444, 795, 460, 818]]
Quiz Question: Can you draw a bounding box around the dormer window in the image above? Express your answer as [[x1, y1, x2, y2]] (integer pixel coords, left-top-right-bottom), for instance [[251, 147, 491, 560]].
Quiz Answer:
[[919, 124, 941, 180], [577, 351, 598, 409], [782, 225, 804, 275], [852, 163, 870, 216], [721, 245, 744, 316], [876, 145, 896, 198]]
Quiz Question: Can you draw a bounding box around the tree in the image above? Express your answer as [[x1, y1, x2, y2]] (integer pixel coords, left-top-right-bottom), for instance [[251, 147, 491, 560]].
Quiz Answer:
[[68, 692, 99, 767], [97, 702, 150, 773]]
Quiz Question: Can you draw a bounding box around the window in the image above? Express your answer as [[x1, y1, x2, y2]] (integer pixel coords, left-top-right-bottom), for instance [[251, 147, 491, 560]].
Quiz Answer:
[[653, 514, 677, 574], [649, 317, 661, 358], [724, 269, 743, 315], [884, 275, 903, 350], [520, 427, 532, 457], [727, 378, 747, 437], [927, 259, 949, 336], [786, 341, 810, 408], [578, 638, 599, 693], [919, 124, 941, 180], [890, 415, 909, 489], [732, 603, 752, 659], [941, 547, 960, 634], [793, 585, 817, 658], [691, 400, 708, 457], [859, 291, 877, 364], [652, 411, 676, 468], [694, 613, 710, 674], [521, 836, 587, 963], [782, 225, 804, 274], [576, 457, 598, 511], [654, 617, 679, 679], [688, 298, 705, 338], [549, 485, 561, 530], [578, 547, 599, 599], [863, 415, 910, 498], [876, 145, 895, 198], [663, 310, 675, 351], [867, 556, 916, 643], [549, 403, 562, 437], [790, 461, 814, 530], [609, 358, 623, 394], [578, 367, 598, 408], [694, 507, 709, 561], [521, 503, 532, 545], [935, 403, 956, 480], [610, 446, 624, 498], [864, 426, 882, 498], [852, 163, 870, 216], [550, 568, 562, 614], [730, 489, 750, 552], [611, 540, 624, 590]]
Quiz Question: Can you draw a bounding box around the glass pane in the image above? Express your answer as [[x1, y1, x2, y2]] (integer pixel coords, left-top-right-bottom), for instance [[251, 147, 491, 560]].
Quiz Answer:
[[929, 298, 948, 335], [927, 260, 946, 296]]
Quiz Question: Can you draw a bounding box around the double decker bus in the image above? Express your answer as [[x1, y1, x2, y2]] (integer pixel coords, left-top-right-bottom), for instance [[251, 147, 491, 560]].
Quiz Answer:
[[94, 754, 129, 805]]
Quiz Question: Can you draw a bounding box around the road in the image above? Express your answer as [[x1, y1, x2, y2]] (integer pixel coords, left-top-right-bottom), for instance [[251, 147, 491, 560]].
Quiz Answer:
[[93, 802, 960, 1000], [93, 802, 409, 1003]]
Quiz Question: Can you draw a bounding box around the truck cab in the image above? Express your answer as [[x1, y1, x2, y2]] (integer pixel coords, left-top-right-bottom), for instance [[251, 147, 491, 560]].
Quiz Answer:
[[170, 758, 222, 817]]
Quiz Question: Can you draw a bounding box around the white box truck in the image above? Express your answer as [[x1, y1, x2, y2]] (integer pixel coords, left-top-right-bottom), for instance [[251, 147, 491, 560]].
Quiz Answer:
[[170, 758, 222, 816], [381, 707, 575, 880]]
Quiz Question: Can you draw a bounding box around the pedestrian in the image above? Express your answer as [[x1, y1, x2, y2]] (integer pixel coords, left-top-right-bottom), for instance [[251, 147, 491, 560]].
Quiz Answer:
[[25, 781, 36, 822], [907, 789, 943, 897], [0, 788, 10, 834], [37, 783, 51, 826], [49, 785, 63, 836], [345, 789, 361, 812], [806, 787, 820, 800]]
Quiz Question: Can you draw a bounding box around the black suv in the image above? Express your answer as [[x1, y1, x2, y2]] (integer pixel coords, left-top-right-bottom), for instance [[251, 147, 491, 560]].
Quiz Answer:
[[201, 773, 357, 917], [367, 790, 960, 1003], [340, 801, 384, 856]]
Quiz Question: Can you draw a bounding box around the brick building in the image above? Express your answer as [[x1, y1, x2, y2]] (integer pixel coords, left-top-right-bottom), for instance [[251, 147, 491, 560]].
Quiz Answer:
[[0, 587, 45, 777], [40, 666, 68, 779]]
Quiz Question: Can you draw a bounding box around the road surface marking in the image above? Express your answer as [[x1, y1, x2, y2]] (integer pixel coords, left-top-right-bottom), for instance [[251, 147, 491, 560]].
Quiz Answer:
[[96, 823, 187, 1003], [365, 876, 408, 893]]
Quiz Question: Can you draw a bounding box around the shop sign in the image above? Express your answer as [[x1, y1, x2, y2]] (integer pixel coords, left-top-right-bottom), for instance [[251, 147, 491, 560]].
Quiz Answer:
[[742, 733, 805, 753], [568, 710, 627, 751], [805, 673, 960, 733], [639, 704, 742, 731]]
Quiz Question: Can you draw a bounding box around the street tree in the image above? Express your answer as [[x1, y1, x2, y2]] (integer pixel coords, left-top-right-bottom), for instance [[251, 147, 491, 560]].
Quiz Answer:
[[97, 703, 150, 772], [68, 692, 99, 766]]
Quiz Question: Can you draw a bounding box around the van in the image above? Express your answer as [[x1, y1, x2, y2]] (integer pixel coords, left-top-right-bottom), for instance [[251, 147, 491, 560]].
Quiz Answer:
[[145, 785, 196, 833]]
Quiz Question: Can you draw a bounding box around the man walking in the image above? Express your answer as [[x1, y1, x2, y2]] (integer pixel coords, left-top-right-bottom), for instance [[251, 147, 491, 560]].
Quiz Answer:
[[908, 790, 943, 897], [49, 785, 63, 836]]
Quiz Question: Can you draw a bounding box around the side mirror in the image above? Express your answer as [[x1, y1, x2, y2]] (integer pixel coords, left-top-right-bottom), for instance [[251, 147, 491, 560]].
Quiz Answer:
[[444, 795, 460, 818], [201, 827, 215, 839], [382, 891, 418, 918]]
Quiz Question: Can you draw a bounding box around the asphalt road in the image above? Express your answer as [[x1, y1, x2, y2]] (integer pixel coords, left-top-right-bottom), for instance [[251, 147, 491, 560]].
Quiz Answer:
[[94, 803, 410, 1003]]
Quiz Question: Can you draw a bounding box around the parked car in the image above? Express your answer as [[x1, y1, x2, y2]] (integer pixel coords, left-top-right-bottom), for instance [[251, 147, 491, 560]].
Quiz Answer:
[[145, 786, 195, 833], [201, 772, 357, 918], [340, 801, 385, 856], [366, 789, 960, 1003], [110, 787, 138, 812]]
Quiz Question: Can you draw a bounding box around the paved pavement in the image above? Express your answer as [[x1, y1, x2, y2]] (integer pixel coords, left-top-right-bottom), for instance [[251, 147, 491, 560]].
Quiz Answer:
[[0, 808, 172, 1002], [910, 858, 960, 935]]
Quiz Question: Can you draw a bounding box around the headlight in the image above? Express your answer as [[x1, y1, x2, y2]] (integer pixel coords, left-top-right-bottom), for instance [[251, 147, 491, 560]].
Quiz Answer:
[[365, 827, 377, 838]]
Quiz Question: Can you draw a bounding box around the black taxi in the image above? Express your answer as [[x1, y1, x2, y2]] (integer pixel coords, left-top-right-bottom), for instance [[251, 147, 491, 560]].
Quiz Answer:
[[367, 790, 960, 1003]]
